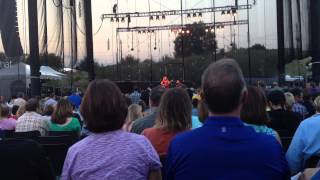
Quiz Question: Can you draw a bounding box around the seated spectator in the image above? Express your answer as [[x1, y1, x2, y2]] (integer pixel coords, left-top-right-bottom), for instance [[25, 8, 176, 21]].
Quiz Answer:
[[123, 104, 143, 132], [0, 138, 54, 180], [291, 88, 308, 119], [50, 99, 81, 133], [241, 86, 281, 143], [286, 96, 320, 175], [61, 79, 161, 180], [267, 90, 302, 137], [44, 93, 57, 109], [15, 98, 50, 136], [131, 86, 166, 134], [0, 104, 16, 130], [284, 92, 295, 111], [165, 59, 289, 179], [10, 105, 19, 120], [67, 92, 82, 110], [16, 105, 26, 119], [302, 90, 316, 118], [142, 88, 192, 156], [130, 86, 141, 104]]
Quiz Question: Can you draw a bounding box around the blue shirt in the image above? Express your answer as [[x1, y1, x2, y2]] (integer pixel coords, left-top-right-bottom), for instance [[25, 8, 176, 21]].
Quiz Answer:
[[286, 113, 320, 175], [165, 116, 289, 180], [130, 91, 141, 104], [67, 94, 82, 110], [292, 102, 308, 119]]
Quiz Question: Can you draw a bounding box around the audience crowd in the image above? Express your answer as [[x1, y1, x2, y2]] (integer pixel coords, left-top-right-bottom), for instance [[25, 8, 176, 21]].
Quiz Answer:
[[1, 58, 320, 179]]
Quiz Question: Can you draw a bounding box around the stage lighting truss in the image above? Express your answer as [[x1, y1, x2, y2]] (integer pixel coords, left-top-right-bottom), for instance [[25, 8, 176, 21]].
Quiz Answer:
[[117, 20, 248, 34], [102, 4, 251, 22]]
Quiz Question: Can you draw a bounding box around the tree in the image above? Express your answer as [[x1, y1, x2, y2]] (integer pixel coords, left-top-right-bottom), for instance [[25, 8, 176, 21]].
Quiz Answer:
[[174, 22, 217, 57]]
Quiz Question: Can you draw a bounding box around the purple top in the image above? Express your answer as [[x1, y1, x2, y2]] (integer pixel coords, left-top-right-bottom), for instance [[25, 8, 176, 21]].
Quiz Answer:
[[0, 118, 16, 130], [61, 130, 161, 180]]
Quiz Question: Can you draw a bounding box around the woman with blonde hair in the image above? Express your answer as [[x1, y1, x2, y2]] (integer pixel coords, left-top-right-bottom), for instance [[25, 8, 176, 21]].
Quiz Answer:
[[122, 104, 143, 131], [142, 88, 192, 156]]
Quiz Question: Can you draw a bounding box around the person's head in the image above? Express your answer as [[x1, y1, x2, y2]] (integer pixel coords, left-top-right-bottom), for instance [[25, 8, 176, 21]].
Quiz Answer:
[[81, 79, 128, 133], [291, 88, 303, 102], [156, 88, 192, 132], [25, 98, 39, 112], [149, 86, 166, 107], [272, 82, 279, 88], [16, 105, 26, 118], [44, 105, 55, 116], [51, 99, 73, 124], [0, 104, 10, 119], [284, 92, 295, 110], [241, 86, 270, 125], [201, 59, 247, 115], [302, 90, 312, 102], [267, 90, 286, 108], [12, 105, 19, 116], [126, 104, 143, 123], [314, 96, 320, 113]]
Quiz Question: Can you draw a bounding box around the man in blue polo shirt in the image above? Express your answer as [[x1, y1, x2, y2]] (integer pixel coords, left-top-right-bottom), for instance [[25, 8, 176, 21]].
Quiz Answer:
[[165, 59, 289, 180]]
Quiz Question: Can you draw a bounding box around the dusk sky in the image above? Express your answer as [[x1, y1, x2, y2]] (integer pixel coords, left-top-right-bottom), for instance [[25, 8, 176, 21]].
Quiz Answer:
[[0, 0, 278, 65]]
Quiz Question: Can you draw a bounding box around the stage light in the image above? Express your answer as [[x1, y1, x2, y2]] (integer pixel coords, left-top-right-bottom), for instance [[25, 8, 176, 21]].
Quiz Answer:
[[178, 29, 182, 33], [193, 13, 197, 17], [221, 25, 225, 29], [181, 30, 185, 34], [205, 29, 209, 33], [186, 30, 190, 34], [116, 17, 120, 22], [138, 30, 141, 34], [198, 12, 202, 17], [131, 48, 134, 51], [227, 10, 231, 15], [232, 9, 237, 16], [142, 30, 146, 34], [221, 10, 225, 15], [150, 16, 154, 20], [121, 17, 125, 22], [110, 17, 114, 22], [211, 28, 214, 32], [217, 25, 220, 29], [156, 15, 160, 20], [151, 30, 155, 34], [162, 15, 166, 20], [187, 13, 191, 18]]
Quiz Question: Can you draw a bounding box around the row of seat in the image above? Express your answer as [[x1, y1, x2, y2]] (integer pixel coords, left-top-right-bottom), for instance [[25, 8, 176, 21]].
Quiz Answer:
[[2, 130, 81, 176]]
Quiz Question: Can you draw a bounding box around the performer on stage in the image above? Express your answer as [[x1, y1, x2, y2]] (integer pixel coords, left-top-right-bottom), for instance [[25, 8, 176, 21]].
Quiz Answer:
[[160, 76, 171, 88]]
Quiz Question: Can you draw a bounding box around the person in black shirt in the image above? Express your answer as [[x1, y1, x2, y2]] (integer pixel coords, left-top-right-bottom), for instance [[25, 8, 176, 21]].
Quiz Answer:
[[267, 90, 302, 137]]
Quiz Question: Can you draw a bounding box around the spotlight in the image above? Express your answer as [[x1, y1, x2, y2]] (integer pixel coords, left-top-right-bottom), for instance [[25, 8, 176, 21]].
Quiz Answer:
[[116, 17, 120, 22], [138, 30, 141, 34], [221, 25, 225, 29], [156, 15, 160, 20], [198, 12, 202, 17], [181, 30, 185, 34], [232, 9, 237, 16], [193, 13, 197, 17], [178, 29, 182, 33], [150, 16, 154, 20], [162, 15, 166, 19], [221, 10, 225, 15], [211, 28, 214, 32], [186, 30, 190, 34], [151, 30, 155, 34], [227, 10, 231, 15], [217, 25, 220, 29], [187, 13, 191, 18], [147, 30, 151, 34], [205, 29, 209, 33], [142, 30, 146, 34], [110, 17, 114, 22], [121, 17, 125, 22]]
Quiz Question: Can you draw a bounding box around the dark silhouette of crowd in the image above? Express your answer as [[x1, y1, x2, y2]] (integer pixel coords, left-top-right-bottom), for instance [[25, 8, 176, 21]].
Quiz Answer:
[[1, 58, 320, 179]]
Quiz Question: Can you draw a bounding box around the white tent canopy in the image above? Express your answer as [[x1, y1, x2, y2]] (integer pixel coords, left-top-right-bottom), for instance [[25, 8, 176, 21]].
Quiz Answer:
[[0, 62, 65, 80]]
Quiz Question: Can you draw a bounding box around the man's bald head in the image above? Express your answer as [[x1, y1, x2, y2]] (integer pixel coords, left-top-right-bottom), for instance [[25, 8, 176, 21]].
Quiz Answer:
[[201, 59, 247, 113]]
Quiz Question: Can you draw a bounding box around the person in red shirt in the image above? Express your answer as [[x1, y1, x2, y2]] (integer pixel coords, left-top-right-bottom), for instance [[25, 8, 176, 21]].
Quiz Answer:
[[160, 76, 171, 89], [142, 88, 192, 156]]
